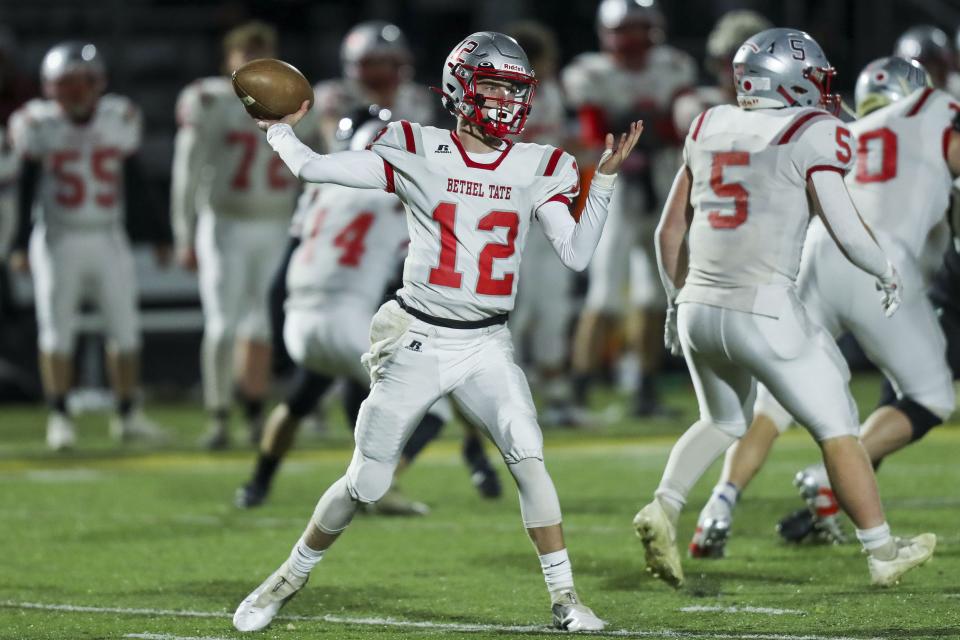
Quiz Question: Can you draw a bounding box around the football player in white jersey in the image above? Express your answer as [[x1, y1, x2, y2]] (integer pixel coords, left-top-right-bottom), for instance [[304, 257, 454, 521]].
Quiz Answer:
[[673, 10, 772, 138], [689, 56, 960, 557], [8, 42, 168, 449], [231, 32, 642, 632], [634, 29, 935, 589], [563, 0, 696, 417], [314, 21, 436, 151], [172, 22, 318, 449], [236, 115, 457, 515], [506, 21, 579, 426]]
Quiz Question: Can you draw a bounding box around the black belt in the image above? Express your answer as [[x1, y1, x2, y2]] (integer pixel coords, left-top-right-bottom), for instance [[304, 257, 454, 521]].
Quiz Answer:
[[395, 296, 508, 329]]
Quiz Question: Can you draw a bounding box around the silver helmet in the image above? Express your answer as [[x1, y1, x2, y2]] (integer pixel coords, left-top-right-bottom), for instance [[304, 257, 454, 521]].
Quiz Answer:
[[437, 31, 537, 138], [41, 41, 105, 83], [332, 104, 393, 152], [854, 56, 930, 117], [894, 25, 952, 65], [340, 21, 411, 79], [596, 0, 664, 30], [733, 28, 838, 113]]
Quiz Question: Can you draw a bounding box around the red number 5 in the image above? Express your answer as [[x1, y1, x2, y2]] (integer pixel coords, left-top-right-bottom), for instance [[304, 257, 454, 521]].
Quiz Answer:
[[708, 151, 750, 229]]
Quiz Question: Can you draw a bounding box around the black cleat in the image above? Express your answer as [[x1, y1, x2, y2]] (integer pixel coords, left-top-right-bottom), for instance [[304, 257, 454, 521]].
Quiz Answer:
[[777, 508, 815, 543], [235, 482, 269, 509], [462, 436, 502, 499]]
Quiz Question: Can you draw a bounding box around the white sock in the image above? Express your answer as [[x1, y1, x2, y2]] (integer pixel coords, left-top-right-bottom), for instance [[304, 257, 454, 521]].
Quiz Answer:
[[288, 537, 325, 578], [705, 482, 739, 521], [856, 522, 896, 560], [655, 421, 738, 525], [539, 549, 574, 601]]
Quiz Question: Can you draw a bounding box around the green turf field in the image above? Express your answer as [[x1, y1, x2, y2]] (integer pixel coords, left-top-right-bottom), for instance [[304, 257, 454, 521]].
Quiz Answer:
[[1, 374, 958, 640]]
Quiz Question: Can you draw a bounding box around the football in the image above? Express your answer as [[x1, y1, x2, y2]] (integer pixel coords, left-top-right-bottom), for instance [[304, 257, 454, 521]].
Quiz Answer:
[[231, 58, 313, 120]]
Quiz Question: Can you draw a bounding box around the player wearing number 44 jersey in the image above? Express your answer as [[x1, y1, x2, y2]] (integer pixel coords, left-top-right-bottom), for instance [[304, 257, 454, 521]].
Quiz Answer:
[[231, 32, 642, 633], [692, 56, 960, 556], [636, 28, 935, 590], [9, 42, 169, 450], [172, 22, 320, 449]]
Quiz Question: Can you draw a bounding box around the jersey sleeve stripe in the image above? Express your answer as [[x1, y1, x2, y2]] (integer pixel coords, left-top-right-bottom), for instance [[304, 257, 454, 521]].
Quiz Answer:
[[906, 88, 935, 117], [545, 193, 572, 206], [805, 164, 846, 180], [383, 159, 396, 193], [690, 109, 709, 141], [543, 148, 564, 176], [775, 111, 830, 145], [400, 120, 416, 153]]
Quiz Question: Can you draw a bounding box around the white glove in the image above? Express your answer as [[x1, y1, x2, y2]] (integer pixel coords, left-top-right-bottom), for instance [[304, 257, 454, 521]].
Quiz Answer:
[[876, 262, 903, 318], [664, 304, 682, 357]]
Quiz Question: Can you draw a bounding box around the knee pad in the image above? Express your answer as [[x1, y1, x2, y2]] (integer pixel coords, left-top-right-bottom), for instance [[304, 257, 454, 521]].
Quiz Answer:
[[893, 398, 944, 443], [285, 367, 333, 418], [344, 450, 396, 504], [508, 457, 562, 528], [311, 476, 359, 534]]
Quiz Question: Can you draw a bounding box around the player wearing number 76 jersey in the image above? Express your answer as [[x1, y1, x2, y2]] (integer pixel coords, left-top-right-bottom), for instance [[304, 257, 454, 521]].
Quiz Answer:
[[636, 28, 934, 589], [171, 22, 319, 449], [231, 31, 642, 633]]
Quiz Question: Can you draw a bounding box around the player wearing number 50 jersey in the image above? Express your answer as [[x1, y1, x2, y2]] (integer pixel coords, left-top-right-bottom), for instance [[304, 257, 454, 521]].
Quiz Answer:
[[171, 22, 319, 450], [9, 42, 169, 450], [637, 28, 934, 590], [232, 32, 642, 633], [691, 56, 960, 556]]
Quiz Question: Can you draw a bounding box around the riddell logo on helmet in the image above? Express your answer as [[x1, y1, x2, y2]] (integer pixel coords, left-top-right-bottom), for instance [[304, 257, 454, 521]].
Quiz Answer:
[[501, 63, 525, 72]]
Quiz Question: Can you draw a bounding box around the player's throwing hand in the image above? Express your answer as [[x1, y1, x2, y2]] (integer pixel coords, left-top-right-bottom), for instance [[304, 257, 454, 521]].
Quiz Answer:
[[597, 120, 644, 175], [257, 100, 311, 131]]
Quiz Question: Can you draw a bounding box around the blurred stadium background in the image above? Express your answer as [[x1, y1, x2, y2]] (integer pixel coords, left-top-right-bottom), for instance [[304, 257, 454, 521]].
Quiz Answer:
[[0, 0, 958, 401]]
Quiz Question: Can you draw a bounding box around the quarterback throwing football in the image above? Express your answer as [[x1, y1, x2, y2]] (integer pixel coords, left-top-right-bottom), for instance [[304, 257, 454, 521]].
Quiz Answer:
[[232, 31, 641, 632]]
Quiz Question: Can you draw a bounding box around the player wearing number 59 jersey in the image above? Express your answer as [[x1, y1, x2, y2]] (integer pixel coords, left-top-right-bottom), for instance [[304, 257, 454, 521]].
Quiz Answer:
[[638, 29, 934, 590], [9, 42, 169, 450], [171, 22, 319, 449], [232, 32, 643, 633], [691, 57, 960, 558]]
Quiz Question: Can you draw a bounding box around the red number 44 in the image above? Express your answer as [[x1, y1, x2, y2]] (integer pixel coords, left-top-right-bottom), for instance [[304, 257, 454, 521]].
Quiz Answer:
[[428, 203, 519, 296]]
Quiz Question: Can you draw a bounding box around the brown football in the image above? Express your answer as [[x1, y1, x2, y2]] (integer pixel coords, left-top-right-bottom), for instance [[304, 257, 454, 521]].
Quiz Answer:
[[232, 58, 313, 120]]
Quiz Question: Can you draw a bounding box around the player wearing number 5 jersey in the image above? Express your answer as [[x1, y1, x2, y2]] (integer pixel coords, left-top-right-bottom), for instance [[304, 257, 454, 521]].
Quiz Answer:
[[172, 22, 319, 449], [636, 29, 935, 589], [232, 32, 642, 633], [9, 42, 169, 450], [692, 56, 960, 556]]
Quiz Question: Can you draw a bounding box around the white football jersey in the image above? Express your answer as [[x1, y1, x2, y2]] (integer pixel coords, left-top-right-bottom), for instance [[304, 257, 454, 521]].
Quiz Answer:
[[173, 77, 317, 223], [286, 183, 407, 312], [562, 47, 696, 128], [9, 95, 141, 232], [679, 105, 855, 316], [369, 121, 579, 321], [314, 78, 436, 149], [846, 87, 958, 262]]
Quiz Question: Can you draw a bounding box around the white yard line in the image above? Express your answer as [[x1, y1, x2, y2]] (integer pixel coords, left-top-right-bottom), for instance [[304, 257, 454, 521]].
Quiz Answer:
[[1, 600, 881, 640], [125, 634, 233, 640], [680, 606, 805, 616]]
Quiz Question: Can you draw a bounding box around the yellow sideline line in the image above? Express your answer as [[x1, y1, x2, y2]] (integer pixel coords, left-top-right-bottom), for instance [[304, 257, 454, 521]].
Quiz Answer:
[[1, 427, 958, 475]]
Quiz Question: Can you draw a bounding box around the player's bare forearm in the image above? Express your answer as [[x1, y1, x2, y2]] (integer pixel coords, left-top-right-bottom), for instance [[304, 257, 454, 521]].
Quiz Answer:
[[655, 166, 694, 301]]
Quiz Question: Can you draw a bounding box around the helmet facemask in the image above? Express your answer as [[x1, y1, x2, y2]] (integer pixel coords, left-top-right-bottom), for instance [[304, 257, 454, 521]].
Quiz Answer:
[[447, 64, 537, 137], [804, 66, 839, 115]]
